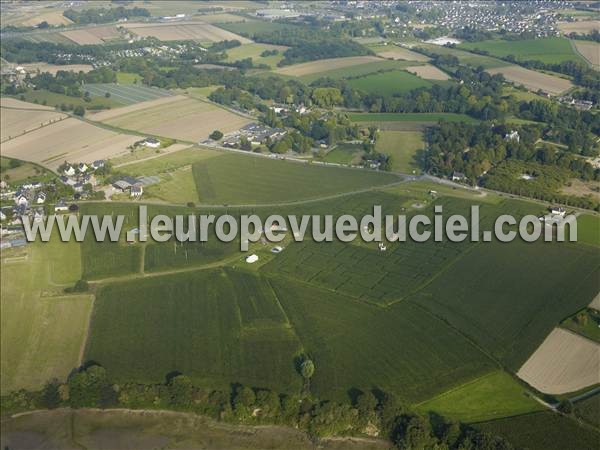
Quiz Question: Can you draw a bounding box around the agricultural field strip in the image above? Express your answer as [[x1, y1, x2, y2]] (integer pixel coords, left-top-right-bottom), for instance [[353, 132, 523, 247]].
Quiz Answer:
[[84, 84, 173, 104], [486, 65, 573, 95], [1, 106, 68, 142], [274, 56, 383, 77]]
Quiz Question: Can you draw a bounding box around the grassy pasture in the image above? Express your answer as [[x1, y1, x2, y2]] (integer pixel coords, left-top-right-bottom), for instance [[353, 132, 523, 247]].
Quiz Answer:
[[574, 393, 600, 428], [297, 60, 417, 84], [415, 44, 509, 69], [320, 143, 363, 164], [1, 236, 93, 394], [191, 153, 401, 205], [225, 43, 288, 68], [415, 239, 600, 370], [415, 371, 542, 423], [0, 157, 51, 183], [347, 70, 433, 96], [375, 131, 424, 173], [577, 214, 600, 247], [474, 411, 600, 450], [84, 83, 172, 105], [215, 19, 293, 38], [460, 37, 585, 64], [85, 269, 303, 392], [269, 278, 495, 403], [14, 89, 121, 109], [561, 307, 600, 342]]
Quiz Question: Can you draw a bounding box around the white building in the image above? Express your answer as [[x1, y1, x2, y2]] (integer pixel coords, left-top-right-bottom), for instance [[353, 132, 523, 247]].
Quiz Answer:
[[246, 254, 259, 264]]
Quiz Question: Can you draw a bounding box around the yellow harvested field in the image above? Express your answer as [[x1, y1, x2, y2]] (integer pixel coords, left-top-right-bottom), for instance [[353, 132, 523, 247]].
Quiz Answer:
[[20, 11, 72, 27], [1, 119, 140, 170], [21, 63, 94, 75], [275, 56, 382, 77], [573, 41, 600, 69], [1, 107, 67, 142], [61, 26, 120, 45], [487, 65, 573, 95], [517, 328, 600, 394], [1, 97, 54, 110], [377, 47, 429, 62], [406, 64, 450, 80], [88, 95, 185, 122], [558, 20, 599, 34], [98, 97, 252, 142], [124, 21, 251, 43]]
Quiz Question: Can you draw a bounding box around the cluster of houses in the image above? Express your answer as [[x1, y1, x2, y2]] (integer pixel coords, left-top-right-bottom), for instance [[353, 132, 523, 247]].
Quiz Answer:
[[220, 123, 287, 148], [557, 96, 594, 111], [59, 160, 104, 193]]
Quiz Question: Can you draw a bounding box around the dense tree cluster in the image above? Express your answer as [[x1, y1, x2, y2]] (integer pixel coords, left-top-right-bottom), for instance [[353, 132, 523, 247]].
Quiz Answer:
[[1, 364, 514, 449], [63, 6, 150, 24]]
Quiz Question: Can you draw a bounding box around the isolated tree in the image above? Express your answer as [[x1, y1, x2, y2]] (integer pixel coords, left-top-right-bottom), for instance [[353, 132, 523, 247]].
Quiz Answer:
[[558, 399, 573, 414], [240, 136, 252, 151], [209, 130, 223, 140], [73, 105, 85, 116], [300, 358, 315, 392]]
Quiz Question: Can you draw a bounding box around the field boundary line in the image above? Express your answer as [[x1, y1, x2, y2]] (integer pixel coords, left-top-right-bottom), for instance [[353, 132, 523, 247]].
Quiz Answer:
[[412, 370, 500, 407], [77, 294, 96, 369]]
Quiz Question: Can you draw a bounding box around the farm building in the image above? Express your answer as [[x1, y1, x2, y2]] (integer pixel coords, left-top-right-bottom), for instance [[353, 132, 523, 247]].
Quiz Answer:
[[130, 183, 143, 198], [141, 137, 161, 148], [246, 254, 259, 263]]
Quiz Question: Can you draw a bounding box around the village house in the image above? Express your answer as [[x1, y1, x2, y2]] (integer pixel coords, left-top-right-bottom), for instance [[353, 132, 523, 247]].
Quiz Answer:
[[64, 165, 76, 176], [54, 199, 69, 212], [142, 137, 161, 148], [505, 130, 520, 143], [550, 206, 566, 217], [452, 171, 466, 181], [130, 183, 143, 198]]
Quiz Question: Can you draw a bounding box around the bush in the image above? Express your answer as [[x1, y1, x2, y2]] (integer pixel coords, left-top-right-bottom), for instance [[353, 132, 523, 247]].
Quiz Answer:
[[209, 130, 223, 140]]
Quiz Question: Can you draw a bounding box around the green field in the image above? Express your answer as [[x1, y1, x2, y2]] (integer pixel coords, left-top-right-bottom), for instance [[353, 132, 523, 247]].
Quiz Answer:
[[416, 44, 509, 69], [416, 239, 600, 370], [190, 153, 401, 205], [116, 72, 143, 84], [297, 60, 417, 84], [84, 83, 173, 105], [577, 214, 600, 247], [215, 19, 293, 38], [475, 411, 600, 450], [561, 308, 600, 342], [347, 70, 432, 96], [375, 131, 424, 173], [85, 269, 303, 392], [574, 393, 600, 428], [1, 237, 93, 394], [320, 143, 363, 164], [460, 37, 585, 64], [14, 89, 121, 109], [415, 371, 543, 422], [0, 156, 51, 183], [225, 43, 287, 68]]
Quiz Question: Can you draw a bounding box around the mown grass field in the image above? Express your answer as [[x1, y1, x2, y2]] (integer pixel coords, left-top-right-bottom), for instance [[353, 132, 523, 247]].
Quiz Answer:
[[375, 131, 424, 173], [347, 70, 433, 96], [415, 371, 543, 422], [574, 393, 600, 428], [1, 236, 93, 394], [460, 37, 585, 64], [474, 411, 600, 450], [214, 19, 293, 38], [225, 43, 288, 68], [84, 83, 172, 105], [269, 277, 495, 403], [85, 269, 303, 392], [191, 153, 401, 205], [416, 239, 600, 370], [577, 214, 600, 247], [349, 112, 478, 123], [416, 44, 509, 69], [297, 60, 417, 84], [14, 89, 122, 109]]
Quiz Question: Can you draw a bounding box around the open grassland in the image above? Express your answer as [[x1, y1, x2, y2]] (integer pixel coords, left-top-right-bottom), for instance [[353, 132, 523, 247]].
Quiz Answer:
[[214, 19, 293, 38], [0, 157, 50, 183], [475, 412, 600, 450], [274, 56, 382, 77], [415, 371, 542, 423], [85, 269, 303, 392], [269, 278, 495, 403], [577, 214, 600, 247], [84, 83, 173, 105], [118, 146, 221, 175], [20, 10, 72, 27], [320, 143, 363, 165], [375, 131, 424, 173], [487, 65, 573, 95], [558, 20, 600, 34], [124, 21, 252, 43], [1, 118, 140, 170], [460, 37, 584, 64], [14, 89, 121, 110], [296, 60, 417, 84], [1, 105, 67, 142], [415, 44, 509, 69], [574, 393, 600, 428], [0, 238, 93, 394], [348, 70, 433, 95], [0, 408, 389, 450], [416, 239, 600, 371], [370, 44, 430, 61], [349, 112, 478, 131], [405, 64, 450, 80], [561, 307, 600, 342], [572, 40, 600, 69], [22, 63, 93, 75], [197, 13, 247, 23], [98, 97, 251, 141], [517, 328, 600, 394], [191, 153, 401, 205], [225, 43, 288, 68], [61, 26, 121, 45]]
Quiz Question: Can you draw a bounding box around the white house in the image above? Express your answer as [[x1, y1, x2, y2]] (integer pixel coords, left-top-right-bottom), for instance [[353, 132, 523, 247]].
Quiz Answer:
[[245, 254, 259, 264], [35, 192, 46, 204], [142, 137, 161, 148], [64, 165, 76, 176], [452, 171, 466, 181], [78, 162, 88, 173], [130, 183, 143, 198], [550, 206, 566, 217], [14, 194, 29, 206], [505, 130, 520, 142]]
